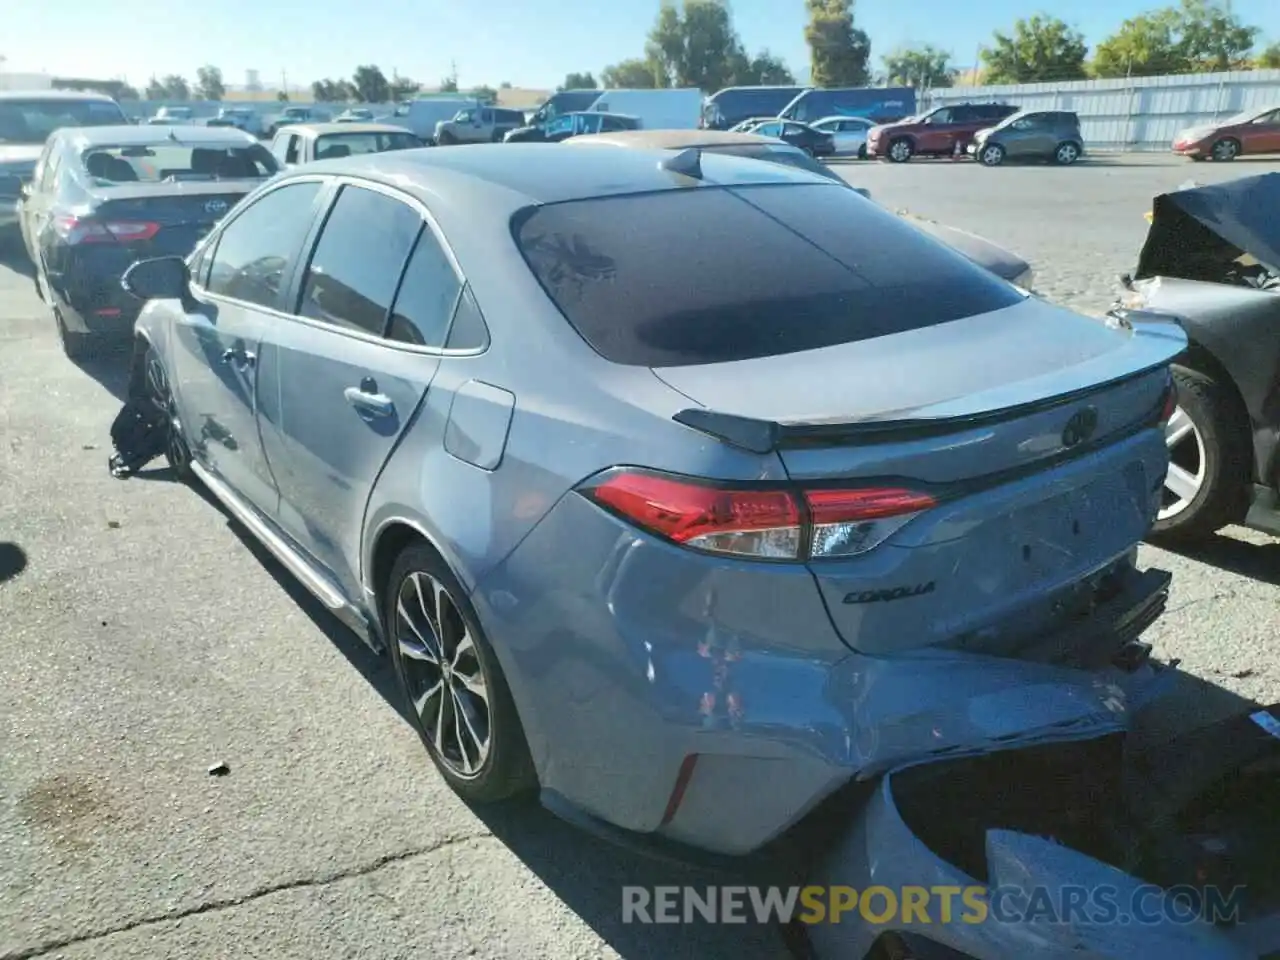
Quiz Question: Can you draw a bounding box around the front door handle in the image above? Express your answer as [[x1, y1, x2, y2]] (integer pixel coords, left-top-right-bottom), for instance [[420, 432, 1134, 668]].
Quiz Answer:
[[220, 346, 256, 367], [344, 383, 394, 418]]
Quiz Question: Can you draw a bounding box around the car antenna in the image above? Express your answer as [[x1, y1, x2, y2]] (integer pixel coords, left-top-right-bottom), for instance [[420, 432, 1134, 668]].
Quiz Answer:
[[660, 147, 703, 180]]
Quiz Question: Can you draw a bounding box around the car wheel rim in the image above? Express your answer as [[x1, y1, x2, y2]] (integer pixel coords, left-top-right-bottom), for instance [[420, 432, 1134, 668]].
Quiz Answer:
[[891, 142, 909, 161], [396, 571, 491, 779], [1214, 141, 1236, 160], [1158, 405, 1207, 521], [145, 351, 189, 471], [1058, 145, 1077, 163], [982, 147, 1001, 164]]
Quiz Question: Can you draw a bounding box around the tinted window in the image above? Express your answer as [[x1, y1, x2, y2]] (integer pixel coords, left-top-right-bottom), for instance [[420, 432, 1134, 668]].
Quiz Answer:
[[929, 108, 954, 124], [387, 228, 462, 347], [513, 183, 1022, 367], [207, 180, 322, 308], [0, 98, 126, 145], [445, 286, 490, 351], [313, 131, 422, 158], [80, 143, 276, 183], [299, 185, 421, 335]]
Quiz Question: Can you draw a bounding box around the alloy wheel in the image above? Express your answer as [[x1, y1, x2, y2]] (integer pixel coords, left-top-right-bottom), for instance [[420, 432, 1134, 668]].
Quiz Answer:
[[1056, 143, 1080, 164], [1158, 405, 1206, 521], [981, 145, 1004, 166], [395, 571, 491, 779], [1211, 139, 1238, 161], [144, 350, 190, 473], [889, 139, 912, 162]]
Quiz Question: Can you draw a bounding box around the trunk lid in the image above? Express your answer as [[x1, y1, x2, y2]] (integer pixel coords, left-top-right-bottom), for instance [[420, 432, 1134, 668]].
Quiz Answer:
[[87, 180, 258, 257], [653, 300, 1186, 655]]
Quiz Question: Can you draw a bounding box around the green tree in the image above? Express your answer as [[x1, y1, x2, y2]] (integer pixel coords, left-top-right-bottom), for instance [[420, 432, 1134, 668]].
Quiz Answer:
[[389, 73, 421, 100], [312, 79, 355, 102], [1258, 41, 1280, 67], [601, 57, 662, 88], [1092, 0, 1259, 77], [981, 15, 1088, 83], [277, 90, 289, 103], [194, 65, 225, 101], [144, 76, 165, 100], [646, 0, 745, 91], [470, 85, 498, 102], [740, 51, 795, 84], [160, 74, 190, 100], [560, 71, 597, 90], [804, 0, 872, 87], [882, 45, 955, 88], [351, 65, 390, 102]]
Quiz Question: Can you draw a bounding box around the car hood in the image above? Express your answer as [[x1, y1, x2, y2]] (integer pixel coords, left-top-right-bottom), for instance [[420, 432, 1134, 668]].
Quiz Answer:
[[902, 213, 1029, 281], [1175, 125, 1223, 141], [1136, 171, 1280, 280]]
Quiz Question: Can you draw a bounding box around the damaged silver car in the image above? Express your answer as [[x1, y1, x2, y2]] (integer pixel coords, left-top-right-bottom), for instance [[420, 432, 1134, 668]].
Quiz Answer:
[[1118, 173, 1280, 545]]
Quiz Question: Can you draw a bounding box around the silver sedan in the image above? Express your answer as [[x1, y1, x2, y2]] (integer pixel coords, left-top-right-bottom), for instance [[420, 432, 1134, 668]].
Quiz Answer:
[[810, 115, 875, 158]]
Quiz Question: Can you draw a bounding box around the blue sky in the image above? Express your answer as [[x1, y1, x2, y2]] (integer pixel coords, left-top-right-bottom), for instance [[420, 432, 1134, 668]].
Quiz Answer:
[[7, 0, 1276, 90]]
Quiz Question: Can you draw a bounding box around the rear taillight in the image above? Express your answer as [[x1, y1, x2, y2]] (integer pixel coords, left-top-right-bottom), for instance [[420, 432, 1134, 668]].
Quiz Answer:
[[578, 469, 936, 561], [52, 214, 160, 245]]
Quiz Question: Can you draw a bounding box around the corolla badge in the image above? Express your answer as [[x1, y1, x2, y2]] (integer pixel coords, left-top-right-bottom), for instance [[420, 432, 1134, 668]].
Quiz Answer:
[[1062, 406, 1099, 448], [204, 199, 229, 216]]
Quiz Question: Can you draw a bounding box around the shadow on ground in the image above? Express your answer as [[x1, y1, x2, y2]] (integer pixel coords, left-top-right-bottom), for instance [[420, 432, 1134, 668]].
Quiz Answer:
[[1161, 532, 1280, 587]]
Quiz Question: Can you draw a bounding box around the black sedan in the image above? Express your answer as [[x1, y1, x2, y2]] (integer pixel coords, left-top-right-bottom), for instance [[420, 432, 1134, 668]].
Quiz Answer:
[[741, 118, 836, 157], [18, 124, 278, 359]]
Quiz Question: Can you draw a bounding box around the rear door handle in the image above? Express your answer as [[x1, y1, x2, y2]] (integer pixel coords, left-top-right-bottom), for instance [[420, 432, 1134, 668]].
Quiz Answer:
[[344, 384, 394, 418]]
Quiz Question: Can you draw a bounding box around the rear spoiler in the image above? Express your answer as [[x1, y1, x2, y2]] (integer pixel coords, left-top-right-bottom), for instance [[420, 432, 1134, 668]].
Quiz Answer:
[[672, 356, 1177, 455]]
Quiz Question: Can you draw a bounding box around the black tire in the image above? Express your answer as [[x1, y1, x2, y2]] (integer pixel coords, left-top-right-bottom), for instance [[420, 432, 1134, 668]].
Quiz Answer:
[[437, 130, 457, 146], [1210, 137, 1240, 161], [385, 541, 536, 803], [887, 137, 914, 163], [142, 341, 194, 480], [857, 143, 867, 160], [978, 142, 1006, 167], [1053, 140, 1082, 165], [1148, 364, 1251, 546]]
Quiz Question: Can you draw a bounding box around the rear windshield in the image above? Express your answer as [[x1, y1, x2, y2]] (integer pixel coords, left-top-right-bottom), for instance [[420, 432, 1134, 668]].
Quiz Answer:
[[513, 182, 1023, 367], [313, 131, 423, 159], [0, 99, 126, 144], [80, 143, 278, 183]]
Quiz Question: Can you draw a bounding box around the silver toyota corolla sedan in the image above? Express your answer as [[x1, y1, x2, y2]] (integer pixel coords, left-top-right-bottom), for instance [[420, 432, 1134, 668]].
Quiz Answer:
[[109, 143, 1198, 958]]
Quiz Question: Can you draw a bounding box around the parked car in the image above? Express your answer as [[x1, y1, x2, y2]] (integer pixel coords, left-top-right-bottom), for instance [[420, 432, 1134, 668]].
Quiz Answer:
[[518, 89, 602, 135], [269, 123, 424, 169], [969, 110, 1085, 167], [568, 129, 1035, 287], [1116, 173, 1280, 544], [18, 124, 278, 358], [435, 106, 526, 145], [778, 86, 916, 125], [809, 115, 875, 158], [335, 108, 375, 124], [727, 116, 777, 133], [744, 118, 835, 157], [206, 107, 265, 138], [867, 102, 1020, 162], [385, 97, 483, 142], [1, 90, 129, 245], [266, 106, 330, 138], [110, 148, 1183, 915], [147, 106, 195, 125], [505, 111, 640, 143], [1172, 104, 1280, 161]]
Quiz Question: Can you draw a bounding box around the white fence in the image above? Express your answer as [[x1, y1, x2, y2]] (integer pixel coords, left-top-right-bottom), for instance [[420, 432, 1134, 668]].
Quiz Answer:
[[922, 68, 1280, 151]]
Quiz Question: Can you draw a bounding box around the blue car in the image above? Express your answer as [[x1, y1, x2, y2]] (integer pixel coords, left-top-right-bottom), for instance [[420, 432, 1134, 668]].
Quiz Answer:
[[110, 145, 1190, 948]]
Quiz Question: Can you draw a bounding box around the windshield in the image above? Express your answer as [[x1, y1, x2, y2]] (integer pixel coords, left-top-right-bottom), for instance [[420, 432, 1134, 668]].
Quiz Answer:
[[0, 99, 127, 144], [81, 143, 278, 183], [314, 131, 423, 157]]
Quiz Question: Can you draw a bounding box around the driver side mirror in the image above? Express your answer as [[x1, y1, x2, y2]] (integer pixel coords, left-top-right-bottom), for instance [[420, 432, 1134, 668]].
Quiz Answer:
[[123, 256, 191, 302]]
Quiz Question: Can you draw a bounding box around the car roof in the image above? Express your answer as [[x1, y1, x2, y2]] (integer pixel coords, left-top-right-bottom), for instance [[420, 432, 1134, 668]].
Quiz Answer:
[[59, 123, 258, 148], [0, 89, 118, 102], [297, 141, 832, 211], [569, 129, 783, 149], [562, 111, 640, 121], [287, 122, 412, 136]]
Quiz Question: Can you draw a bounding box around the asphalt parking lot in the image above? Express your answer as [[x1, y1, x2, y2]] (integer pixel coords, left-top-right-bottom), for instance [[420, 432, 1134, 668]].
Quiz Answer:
[[3, 153, 1280, 960]]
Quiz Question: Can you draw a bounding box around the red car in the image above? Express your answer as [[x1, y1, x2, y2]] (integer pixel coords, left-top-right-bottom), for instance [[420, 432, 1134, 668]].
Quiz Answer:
[[1172, 105, 1280, 161], [866, 102, 1018, 163]]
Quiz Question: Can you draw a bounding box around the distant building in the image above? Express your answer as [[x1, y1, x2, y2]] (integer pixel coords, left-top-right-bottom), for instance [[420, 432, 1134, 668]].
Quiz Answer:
[[0, 71, 54, 91]]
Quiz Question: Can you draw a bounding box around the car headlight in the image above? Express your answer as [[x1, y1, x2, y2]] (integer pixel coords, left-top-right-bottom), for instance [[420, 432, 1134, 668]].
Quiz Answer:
[[1011, 266, 1035, 291]]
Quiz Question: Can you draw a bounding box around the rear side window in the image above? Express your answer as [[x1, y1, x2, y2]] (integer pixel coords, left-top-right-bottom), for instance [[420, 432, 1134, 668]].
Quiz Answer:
[[513, 183, 1022, 367], [299, 185, 422, 335], [207, 180, 322, 308], [387, 227, 462, 347]]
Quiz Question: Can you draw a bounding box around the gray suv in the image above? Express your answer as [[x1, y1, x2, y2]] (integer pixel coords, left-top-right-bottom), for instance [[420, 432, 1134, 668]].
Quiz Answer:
[[970, 110, 1084, 166], [435, 106, 526, 145]]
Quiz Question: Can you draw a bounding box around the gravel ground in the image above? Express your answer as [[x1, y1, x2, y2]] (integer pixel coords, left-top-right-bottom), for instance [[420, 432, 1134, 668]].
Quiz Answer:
[[2, 154, 1279, 960]]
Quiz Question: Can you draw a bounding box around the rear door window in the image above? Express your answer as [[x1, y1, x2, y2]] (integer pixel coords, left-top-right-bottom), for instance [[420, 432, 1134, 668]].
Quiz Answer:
[[386, 227, 463, 347], [298, 184, 422, 335], [513, 183, 1023, 367]]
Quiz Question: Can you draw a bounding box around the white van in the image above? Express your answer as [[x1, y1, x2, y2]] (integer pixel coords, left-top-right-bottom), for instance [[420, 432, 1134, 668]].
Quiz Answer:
[[382, 97, 480, 142], [586, 89, 702, 130]]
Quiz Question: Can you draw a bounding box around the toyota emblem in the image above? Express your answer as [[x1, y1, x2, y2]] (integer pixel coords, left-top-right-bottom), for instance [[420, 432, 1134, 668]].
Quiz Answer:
[[1061, 406, 1099, 448], [205, 199, 229, 216]]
